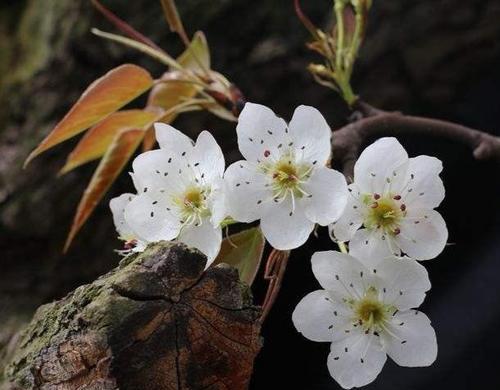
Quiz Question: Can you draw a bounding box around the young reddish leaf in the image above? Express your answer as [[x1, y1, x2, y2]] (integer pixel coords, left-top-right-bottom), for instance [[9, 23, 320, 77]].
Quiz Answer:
[[160, 0, 188, 42], [213, 227, 266, 286], [60, 109, 160, 174], [25, 64, 153, 166], [142, 127, 157, 152], [148, 71, 199, 110], [342, 5, 357, 47], [200, 71, 238, 121], [177, 31, 211, 72], [64, 128, 144, 251]]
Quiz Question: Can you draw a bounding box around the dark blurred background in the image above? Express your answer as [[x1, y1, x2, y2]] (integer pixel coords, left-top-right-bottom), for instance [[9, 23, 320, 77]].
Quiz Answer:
[[1, 1, 499, 389]]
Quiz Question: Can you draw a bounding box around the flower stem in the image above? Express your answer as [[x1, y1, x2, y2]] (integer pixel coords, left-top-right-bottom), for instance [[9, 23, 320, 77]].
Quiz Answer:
[[338, 241, 348, 254], [334, 1, 346, 71], [260, 249, 291, 323]]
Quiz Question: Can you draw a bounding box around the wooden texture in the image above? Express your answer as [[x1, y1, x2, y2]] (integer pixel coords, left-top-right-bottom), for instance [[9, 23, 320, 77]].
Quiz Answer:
[[3, 243, 262, 389]]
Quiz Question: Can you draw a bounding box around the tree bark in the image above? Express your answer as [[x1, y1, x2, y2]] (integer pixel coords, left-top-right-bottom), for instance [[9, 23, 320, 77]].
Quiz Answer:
[[2, 242, 262, 390]]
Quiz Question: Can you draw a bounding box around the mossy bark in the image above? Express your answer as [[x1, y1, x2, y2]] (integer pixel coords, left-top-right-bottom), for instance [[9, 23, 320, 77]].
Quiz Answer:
[[2, 242, 261, 390]]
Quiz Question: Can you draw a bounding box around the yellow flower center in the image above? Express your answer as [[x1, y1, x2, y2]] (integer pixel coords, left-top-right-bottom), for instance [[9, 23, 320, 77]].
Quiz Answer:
[[260, 156, 313, 204], [351, 286, 392, 330], [355, 298, 386, 324], [363, 194, 405, 235], [273, 161, 300, 189], [174, 186, 210, 225], [183, 188, 204, 210]]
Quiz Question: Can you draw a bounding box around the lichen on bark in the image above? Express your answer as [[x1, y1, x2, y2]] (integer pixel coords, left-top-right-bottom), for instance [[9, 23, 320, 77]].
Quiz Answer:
[[3, 242, 262, 390]]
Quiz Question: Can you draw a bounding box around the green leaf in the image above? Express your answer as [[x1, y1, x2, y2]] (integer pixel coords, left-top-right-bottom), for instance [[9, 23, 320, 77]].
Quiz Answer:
[[177, 31, 211, 71], [91, 28, 182, 70], [213, 227, 266, 286]]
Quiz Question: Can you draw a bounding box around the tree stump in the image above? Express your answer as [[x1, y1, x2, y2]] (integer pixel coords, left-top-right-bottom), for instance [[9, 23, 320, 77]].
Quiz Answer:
[[2, 243, 262, 390]]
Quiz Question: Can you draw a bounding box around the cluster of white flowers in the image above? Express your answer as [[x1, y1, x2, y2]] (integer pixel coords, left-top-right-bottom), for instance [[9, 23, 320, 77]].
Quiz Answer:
[[111, 103, 348, 263], [293, 137, 447, 388], [110, 102, 447, 388]]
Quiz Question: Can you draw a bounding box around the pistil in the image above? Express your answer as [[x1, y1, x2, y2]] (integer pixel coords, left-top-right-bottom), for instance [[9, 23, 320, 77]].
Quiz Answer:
[[363, 193, 406, 235], [175, 186, 210, 227]]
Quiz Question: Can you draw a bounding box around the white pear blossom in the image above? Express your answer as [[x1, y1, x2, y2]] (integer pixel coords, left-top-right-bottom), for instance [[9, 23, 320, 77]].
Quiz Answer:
[[224, 103, 348, 250], [122, 123, 226, 266], [110, 193, 148, 253], [293, 250, 437, 389], [331, 137, 448, 264]]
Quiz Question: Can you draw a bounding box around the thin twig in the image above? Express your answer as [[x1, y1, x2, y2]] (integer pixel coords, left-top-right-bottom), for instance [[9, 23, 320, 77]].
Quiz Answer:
[[294, 0, 321, 41], [333, 102, 500, 177], [91, 0, 164, 52], [260, 249, 291, 323]]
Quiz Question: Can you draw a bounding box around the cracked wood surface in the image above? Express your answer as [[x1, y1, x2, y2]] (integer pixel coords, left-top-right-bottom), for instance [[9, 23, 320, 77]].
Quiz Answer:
[[2, 243, 261, 390]]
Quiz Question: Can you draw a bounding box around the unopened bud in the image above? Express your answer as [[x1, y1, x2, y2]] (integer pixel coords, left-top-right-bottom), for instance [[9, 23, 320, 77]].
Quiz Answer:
[[308, 64, 330, 78]]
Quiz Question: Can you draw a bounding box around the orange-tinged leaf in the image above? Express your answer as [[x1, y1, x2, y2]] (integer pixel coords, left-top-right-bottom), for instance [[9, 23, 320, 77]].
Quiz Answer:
[[160, 0, 186, 36], [177, 31, 211, 72], [25, 64, 154, 166], [142, 127, 157, 152], [60, 109, 159, 174], [213, 227, 266, 286], [64, 128, 144, 251], [147, 71, 198, 110]]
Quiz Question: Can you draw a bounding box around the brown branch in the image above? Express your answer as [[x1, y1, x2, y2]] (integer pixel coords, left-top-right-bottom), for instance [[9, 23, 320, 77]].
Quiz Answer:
[[333, 103, 500, 178]]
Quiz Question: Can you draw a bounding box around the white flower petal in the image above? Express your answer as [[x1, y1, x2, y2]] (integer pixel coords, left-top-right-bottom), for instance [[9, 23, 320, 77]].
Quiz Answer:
[[292, 290, 351, 343], [208, 178, 227, 227], [131, 149, 188, 193], [110, 193, 137, 240], [349, 229, 395, 269], [177, 220, 222, 267], [311, 251, 369, 297], [395, 209, 448, 260], [328, 329, 387, 389], [288, 105, 332, 166], [354, 137, 409, 194], [224, 160, 270, 223], [190, 131, 225, 182], [377, 258, 431, 311], [402, 155, 445, 209], [331, 184, 365, 242], [236, 102, 288, 163], [154, 122, 194, 151], [124, 192, 181, 242], [383, 310, 437, 367], [303, 167, 348, 226], [260, 197, 314, 250]]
